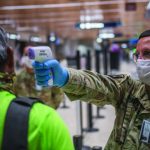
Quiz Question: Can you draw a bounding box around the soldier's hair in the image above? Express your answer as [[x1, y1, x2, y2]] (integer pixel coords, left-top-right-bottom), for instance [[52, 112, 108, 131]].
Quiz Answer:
[[138, 29, 150, 40], [0, 27, 8, 71]]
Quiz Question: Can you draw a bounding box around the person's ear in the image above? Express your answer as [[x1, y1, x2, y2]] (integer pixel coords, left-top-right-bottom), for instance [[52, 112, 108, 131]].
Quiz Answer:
[[4, 46, 14, 73]]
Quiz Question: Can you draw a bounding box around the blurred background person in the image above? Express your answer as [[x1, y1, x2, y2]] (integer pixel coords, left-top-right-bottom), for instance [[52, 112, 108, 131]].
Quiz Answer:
[[109, 43, 121, 74]]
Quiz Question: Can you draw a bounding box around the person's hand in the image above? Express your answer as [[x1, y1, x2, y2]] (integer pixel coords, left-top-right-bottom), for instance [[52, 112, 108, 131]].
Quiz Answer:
[[32, 59, 69, 87]]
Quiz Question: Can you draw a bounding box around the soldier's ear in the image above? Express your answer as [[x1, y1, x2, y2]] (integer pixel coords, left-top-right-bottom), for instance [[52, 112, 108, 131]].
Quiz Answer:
[[4, 46, 14, 73]]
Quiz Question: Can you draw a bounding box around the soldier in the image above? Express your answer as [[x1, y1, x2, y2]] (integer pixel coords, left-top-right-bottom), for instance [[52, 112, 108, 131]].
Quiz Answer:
[[14, 46, 64, 109], [33, 30, 150, 150], [0, 27, 75, 150]]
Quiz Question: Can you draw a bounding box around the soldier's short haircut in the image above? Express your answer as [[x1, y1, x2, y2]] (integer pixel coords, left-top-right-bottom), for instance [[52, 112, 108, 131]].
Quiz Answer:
[[0, 27, 8, 65], [139, 29, 150, 40]]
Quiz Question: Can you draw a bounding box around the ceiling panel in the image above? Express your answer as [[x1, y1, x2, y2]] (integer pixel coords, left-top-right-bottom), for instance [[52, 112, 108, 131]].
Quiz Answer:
[[0, 0, 149, 40]]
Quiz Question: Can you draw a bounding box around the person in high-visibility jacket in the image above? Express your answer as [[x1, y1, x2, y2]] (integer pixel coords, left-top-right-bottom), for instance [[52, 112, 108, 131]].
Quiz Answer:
[[0, 27, 74, 150]]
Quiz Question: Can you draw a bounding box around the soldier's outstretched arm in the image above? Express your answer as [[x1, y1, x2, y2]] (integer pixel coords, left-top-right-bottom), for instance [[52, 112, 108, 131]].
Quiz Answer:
[[33, 59, 122, 106]]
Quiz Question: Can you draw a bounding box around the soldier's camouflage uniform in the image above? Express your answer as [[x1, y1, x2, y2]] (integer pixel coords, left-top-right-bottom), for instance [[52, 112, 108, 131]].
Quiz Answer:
[[14, 70, 64, 109], [62, 68, 150, 150], [0, 72, 15, 93]]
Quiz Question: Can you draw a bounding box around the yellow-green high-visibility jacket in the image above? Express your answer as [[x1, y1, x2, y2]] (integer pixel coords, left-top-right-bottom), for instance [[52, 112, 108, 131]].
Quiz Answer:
[[0, 90, 74, 150], [62, 68, 150, 150]]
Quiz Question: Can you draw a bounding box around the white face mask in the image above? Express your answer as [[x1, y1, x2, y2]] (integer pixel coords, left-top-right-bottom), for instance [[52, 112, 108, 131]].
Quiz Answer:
[[20, 56, 33, 69], [136, 59, 150, 86]]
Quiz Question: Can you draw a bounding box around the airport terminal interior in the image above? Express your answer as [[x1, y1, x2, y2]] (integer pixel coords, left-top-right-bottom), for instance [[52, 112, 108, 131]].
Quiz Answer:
[[0, 0, 150, 150]]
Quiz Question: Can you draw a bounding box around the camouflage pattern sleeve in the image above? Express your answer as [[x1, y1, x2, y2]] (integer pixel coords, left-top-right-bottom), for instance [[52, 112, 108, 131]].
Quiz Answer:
[[13, 70, 29, 96], [62, 68, 128, 107]]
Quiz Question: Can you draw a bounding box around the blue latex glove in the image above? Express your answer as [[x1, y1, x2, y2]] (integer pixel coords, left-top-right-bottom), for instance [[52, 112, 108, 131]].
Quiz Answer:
[[32, 59, 69, 87]]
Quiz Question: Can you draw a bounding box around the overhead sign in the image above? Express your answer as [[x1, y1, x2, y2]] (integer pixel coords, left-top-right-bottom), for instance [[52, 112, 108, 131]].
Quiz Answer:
[[75, 21, 122, 30]]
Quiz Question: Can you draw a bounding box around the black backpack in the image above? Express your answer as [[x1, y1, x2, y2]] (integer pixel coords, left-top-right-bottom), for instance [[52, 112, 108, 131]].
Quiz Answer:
[[1, 97, 42, 150]]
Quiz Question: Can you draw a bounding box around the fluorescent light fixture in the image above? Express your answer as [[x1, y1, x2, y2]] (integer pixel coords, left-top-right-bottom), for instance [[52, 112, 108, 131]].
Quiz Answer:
[[16, 26, 39, 32], [99, 33, 115, 39], [50, 36, 56, 42], [80, 23, 104, 29], [80, 23, 85, 29], [0, 20, 14, 24], [80, 16, 84, 22], [85, 23, 91, 29], [30, 36, 41, 42], [96, 37, 102, 43], [7, 33, 20, 40], [91, 23, 104, 28], [80, 15, 91, 22], [49, 32, 56, 42], [85, 16, 91, 21], [80, 14, 104, 22], [92, 14, 104, 20], [0, 1, 122, 10], [0, 0, 147, 10], [121, 43, 128, 49]]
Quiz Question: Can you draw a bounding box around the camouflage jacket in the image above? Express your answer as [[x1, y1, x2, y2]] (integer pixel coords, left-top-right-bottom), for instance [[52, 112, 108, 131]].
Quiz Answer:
[[0, 72, 15, 93], [62, 68, 150, 150], [14, 70, 64, 109]]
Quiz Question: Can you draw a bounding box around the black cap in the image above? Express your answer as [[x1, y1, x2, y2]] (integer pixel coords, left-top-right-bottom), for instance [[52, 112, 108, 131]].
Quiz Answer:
[[138, 29, 150, 40], [0, 27, 8, 63]]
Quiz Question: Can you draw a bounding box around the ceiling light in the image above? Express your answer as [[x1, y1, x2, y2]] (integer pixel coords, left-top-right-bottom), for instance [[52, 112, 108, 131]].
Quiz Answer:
[[0, 0, 147, 10], [7, 33, 20, 40], [0, 1, 124, 10], [0, 20, 14, 24], [80, 23, 85, 29], [79, 23, 104, 29], [99, 33, 115, 39], [30, 36, 41, 42], [16, 26, 39, 32], [80, 14, 104, 22], [96, 37, 102, 43], [121, 43, 128, 49], [50, 36, 56, 42]]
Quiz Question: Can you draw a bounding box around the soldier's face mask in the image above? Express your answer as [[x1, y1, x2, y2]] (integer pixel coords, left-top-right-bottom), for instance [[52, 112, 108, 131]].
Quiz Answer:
[[135, 37, 150, 85], [136, 59, 150, 86]]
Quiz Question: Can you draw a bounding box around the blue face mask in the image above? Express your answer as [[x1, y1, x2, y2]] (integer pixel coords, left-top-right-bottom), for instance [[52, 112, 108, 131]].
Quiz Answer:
[[136, 59, 150, 86]]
